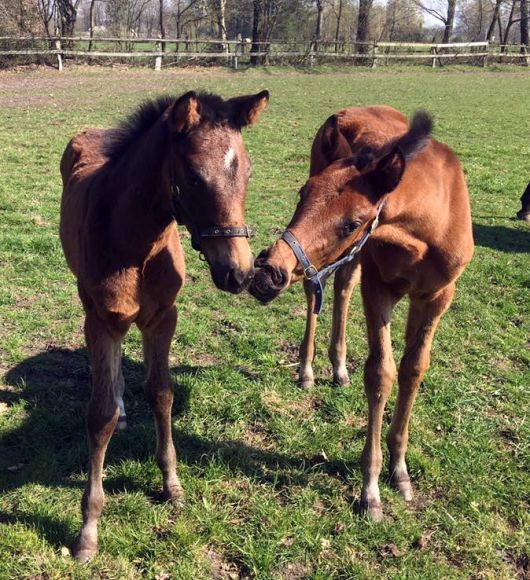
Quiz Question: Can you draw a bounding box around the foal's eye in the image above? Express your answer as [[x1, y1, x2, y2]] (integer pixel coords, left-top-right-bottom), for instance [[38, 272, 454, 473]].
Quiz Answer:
[[342, 220, 362, 236], [186, 171, 201, 188]]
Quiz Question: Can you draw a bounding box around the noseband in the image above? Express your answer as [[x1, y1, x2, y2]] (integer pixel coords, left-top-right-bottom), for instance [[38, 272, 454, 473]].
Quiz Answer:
[[171, 185, 255, 254], [281, 199, 386, 315]]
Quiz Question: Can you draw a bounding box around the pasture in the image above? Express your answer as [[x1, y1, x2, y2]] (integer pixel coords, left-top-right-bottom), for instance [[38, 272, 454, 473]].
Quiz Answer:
[[0, 65, 529, 578]]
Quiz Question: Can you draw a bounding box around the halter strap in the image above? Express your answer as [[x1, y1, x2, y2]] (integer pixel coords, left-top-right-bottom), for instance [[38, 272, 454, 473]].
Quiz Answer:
[[171, 185, 255, 252], [281, 199, 386, 315]]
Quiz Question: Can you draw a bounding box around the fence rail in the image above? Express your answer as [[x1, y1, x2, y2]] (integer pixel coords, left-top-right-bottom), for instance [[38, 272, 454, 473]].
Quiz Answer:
[[0, 37, 528, 70]]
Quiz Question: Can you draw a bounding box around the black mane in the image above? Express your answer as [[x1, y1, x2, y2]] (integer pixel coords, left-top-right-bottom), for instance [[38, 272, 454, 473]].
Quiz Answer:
[[103, 92, 233, 160]]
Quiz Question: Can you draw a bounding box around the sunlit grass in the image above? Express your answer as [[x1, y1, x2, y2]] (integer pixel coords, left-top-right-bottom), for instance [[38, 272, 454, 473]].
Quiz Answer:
[[0, 65, 528, 578]]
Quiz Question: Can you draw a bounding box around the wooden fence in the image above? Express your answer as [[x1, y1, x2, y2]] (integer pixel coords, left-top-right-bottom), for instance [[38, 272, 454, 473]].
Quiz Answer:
[[0, 36, 529, 70]]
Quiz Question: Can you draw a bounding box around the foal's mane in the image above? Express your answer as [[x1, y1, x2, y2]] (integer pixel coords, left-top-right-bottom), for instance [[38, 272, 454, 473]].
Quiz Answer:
[[103, 92, 232, 161]]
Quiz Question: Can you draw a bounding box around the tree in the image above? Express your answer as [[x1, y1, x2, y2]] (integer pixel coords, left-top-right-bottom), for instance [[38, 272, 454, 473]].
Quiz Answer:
[[36, 0, 56, 37], [356, 0, 373, 53], [412, 0, 458, 42], [56, 0, 81, 37], [521, 0, 528, 47]]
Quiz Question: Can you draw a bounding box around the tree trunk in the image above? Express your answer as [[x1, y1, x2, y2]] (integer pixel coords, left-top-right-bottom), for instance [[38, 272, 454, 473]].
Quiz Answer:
[[314, 0, 323, 52], [441, 0, 457, 43], [251, 0, 263, 65], [521, 0, 529, 49], [356, 0, 373, 54], [335, 0, 343, 52], [56, 0, 77, 38], [88, 0, 96, 50], [216, 0, 227, 50], [486, 0, 502, 41], [159, 0, 165, 51], [502, 0, 517, 50]]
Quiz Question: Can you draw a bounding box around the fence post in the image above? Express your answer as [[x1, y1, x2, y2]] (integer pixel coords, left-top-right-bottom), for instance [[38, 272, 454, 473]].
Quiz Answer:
[[483, 41, 488, 68], [309, 40, 315, 67], [372, 40, 378, 68], [55, 37, 63, 71], [431, 46, 437, 68], [154, 38, 162, 71], [233, 33, 242, 69]]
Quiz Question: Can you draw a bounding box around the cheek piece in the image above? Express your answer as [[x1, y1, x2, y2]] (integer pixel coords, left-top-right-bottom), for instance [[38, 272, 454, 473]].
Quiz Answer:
[[280, 198, 386, 315], [171, 184, 255, 254]]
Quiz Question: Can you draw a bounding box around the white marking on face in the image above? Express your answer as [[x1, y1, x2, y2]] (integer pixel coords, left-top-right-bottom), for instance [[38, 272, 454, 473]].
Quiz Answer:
[[224, 147, 236, 171]]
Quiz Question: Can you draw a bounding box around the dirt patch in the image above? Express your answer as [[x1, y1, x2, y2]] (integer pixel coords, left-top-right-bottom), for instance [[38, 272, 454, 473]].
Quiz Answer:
[[205, 547, 251, 580], [277, 562, 313, 580], [503, 550, 530, 579]]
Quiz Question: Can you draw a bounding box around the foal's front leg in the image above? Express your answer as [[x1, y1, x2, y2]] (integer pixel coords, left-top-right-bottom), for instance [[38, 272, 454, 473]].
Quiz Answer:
[[140, 305, 184, 505], [328, 261, 360, 386], [73, 312, 127, 563], [299, 280, 318, 388], [360, 271, 401, 521]]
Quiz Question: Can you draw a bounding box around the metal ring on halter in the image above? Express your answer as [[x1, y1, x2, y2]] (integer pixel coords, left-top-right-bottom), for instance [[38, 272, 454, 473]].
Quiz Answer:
[[281, 198, 387, 315]]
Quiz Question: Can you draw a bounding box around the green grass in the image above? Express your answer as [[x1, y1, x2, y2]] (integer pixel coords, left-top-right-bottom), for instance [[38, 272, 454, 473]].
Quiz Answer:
[[0, 65, 529, 579]]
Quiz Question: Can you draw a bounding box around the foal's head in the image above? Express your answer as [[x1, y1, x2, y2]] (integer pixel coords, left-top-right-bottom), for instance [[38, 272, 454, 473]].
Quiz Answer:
[[167, 90, 269, 293], [249, 111, 432, 303]]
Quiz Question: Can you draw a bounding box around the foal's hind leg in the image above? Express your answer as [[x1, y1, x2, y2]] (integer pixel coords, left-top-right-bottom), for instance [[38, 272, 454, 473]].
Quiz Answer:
[[299, 280, 318, 388], [140, 305, 184, 505], [387, 284, 455, 502], [329, 261, 360, 386], [73, 312, 127, 563]]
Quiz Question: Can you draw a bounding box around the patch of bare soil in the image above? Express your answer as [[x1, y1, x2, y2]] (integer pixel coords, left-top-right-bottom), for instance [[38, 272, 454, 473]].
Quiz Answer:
[[206, 547, 251, 580]]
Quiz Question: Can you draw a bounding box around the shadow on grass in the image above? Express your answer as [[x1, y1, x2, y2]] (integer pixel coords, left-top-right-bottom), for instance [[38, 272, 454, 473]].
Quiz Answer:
[[473, 222, 530, 253], [0, 347, 354, 549]]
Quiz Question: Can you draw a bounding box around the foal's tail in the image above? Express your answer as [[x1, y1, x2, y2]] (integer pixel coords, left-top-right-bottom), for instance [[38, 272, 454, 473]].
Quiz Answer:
[[396, 110, 433, 161]]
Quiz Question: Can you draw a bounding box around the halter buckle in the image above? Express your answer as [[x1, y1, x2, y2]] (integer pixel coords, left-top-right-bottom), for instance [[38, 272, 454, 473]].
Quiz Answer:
[[304, 265, 319, 279]]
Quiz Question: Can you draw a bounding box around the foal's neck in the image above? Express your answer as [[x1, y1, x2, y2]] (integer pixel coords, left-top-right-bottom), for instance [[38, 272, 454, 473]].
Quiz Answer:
[[110, 117, 174, 243]]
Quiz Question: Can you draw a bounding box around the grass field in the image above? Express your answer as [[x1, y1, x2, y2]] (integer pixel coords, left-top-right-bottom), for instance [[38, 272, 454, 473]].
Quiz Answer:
[[0, 65, 529, 579]]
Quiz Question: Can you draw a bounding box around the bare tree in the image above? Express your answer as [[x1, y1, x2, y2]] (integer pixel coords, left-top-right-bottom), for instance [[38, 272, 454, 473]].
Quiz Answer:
[[36, 0, 56, 37], [412, 0, 458, 42], [521, 0, 528, 47], [56, 0, 81, 36]]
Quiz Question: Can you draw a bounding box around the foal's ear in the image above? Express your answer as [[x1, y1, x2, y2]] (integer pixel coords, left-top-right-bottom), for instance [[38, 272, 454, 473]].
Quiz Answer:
[[229, 90, 269, 127], [321, 115, 339, 156], [369, 148, 406, 195], [171, 91, 201, 134]]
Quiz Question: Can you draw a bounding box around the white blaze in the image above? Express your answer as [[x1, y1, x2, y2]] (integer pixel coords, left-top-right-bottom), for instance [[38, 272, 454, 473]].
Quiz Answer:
[[224, 147, 236, 171]]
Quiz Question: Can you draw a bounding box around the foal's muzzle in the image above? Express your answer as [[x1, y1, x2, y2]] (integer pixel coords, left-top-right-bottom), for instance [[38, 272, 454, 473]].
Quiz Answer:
[[211, 263, 255, 294], [249, 258, 289, 303]]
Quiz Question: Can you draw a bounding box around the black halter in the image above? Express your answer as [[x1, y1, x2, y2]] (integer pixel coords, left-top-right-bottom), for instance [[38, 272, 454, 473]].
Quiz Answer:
[[171, 185, 255, 253], [281, 199, 386, 315]]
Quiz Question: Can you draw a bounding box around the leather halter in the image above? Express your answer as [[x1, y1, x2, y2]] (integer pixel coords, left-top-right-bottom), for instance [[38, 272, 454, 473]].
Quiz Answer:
[[281, 199, 386, 315], [171, 184, 255, 253]]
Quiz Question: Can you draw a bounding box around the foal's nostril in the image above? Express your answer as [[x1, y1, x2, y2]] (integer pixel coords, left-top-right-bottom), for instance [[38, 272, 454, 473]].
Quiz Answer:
[[271, 267, 288, 288], [226, 267, 251, 293]]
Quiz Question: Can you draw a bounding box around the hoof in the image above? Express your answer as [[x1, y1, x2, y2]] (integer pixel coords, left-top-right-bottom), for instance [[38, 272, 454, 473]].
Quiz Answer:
[[360, 500, 384, 522], [392, 477, 413, 502], [298, 378, 314, 390], [116, 416, 127, 431], [163, 484, 185, 508], [72, 537, 97, 563], [517, 210, 530, 222], [333, 373, 350, 387]]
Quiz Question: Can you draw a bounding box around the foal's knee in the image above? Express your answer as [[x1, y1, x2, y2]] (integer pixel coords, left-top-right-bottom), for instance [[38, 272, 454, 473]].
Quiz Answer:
[[364, 353, 396, 397]]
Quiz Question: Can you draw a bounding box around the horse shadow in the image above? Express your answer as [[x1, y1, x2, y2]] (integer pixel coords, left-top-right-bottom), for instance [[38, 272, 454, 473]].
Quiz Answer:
[[473, 222, 530, 253], [0, 347, 357, 549]]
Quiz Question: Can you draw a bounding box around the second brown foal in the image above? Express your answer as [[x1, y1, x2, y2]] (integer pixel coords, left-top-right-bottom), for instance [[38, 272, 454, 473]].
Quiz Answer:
[[299, 106, 410, 388], [250, 107, 474, 520]]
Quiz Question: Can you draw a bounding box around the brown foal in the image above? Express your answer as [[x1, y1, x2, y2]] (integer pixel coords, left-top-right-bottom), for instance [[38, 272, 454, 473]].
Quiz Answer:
[[250, 106, 474, 520], [299, 106, 410, 388], [60, 90, 268, 561]]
